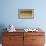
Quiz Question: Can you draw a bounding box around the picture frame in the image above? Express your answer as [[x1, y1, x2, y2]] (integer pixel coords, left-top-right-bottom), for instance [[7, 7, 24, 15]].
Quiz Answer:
[[18, 9, 34, 19]]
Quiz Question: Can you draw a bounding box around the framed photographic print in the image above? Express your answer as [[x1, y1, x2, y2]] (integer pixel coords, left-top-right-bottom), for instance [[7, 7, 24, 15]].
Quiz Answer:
[[18, 9, 34, 19]]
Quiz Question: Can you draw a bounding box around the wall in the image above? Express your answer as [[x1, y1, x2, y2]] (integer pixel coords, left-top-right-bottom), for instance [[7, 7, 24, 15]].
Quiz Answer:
[[0, 0, 46, 29]]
